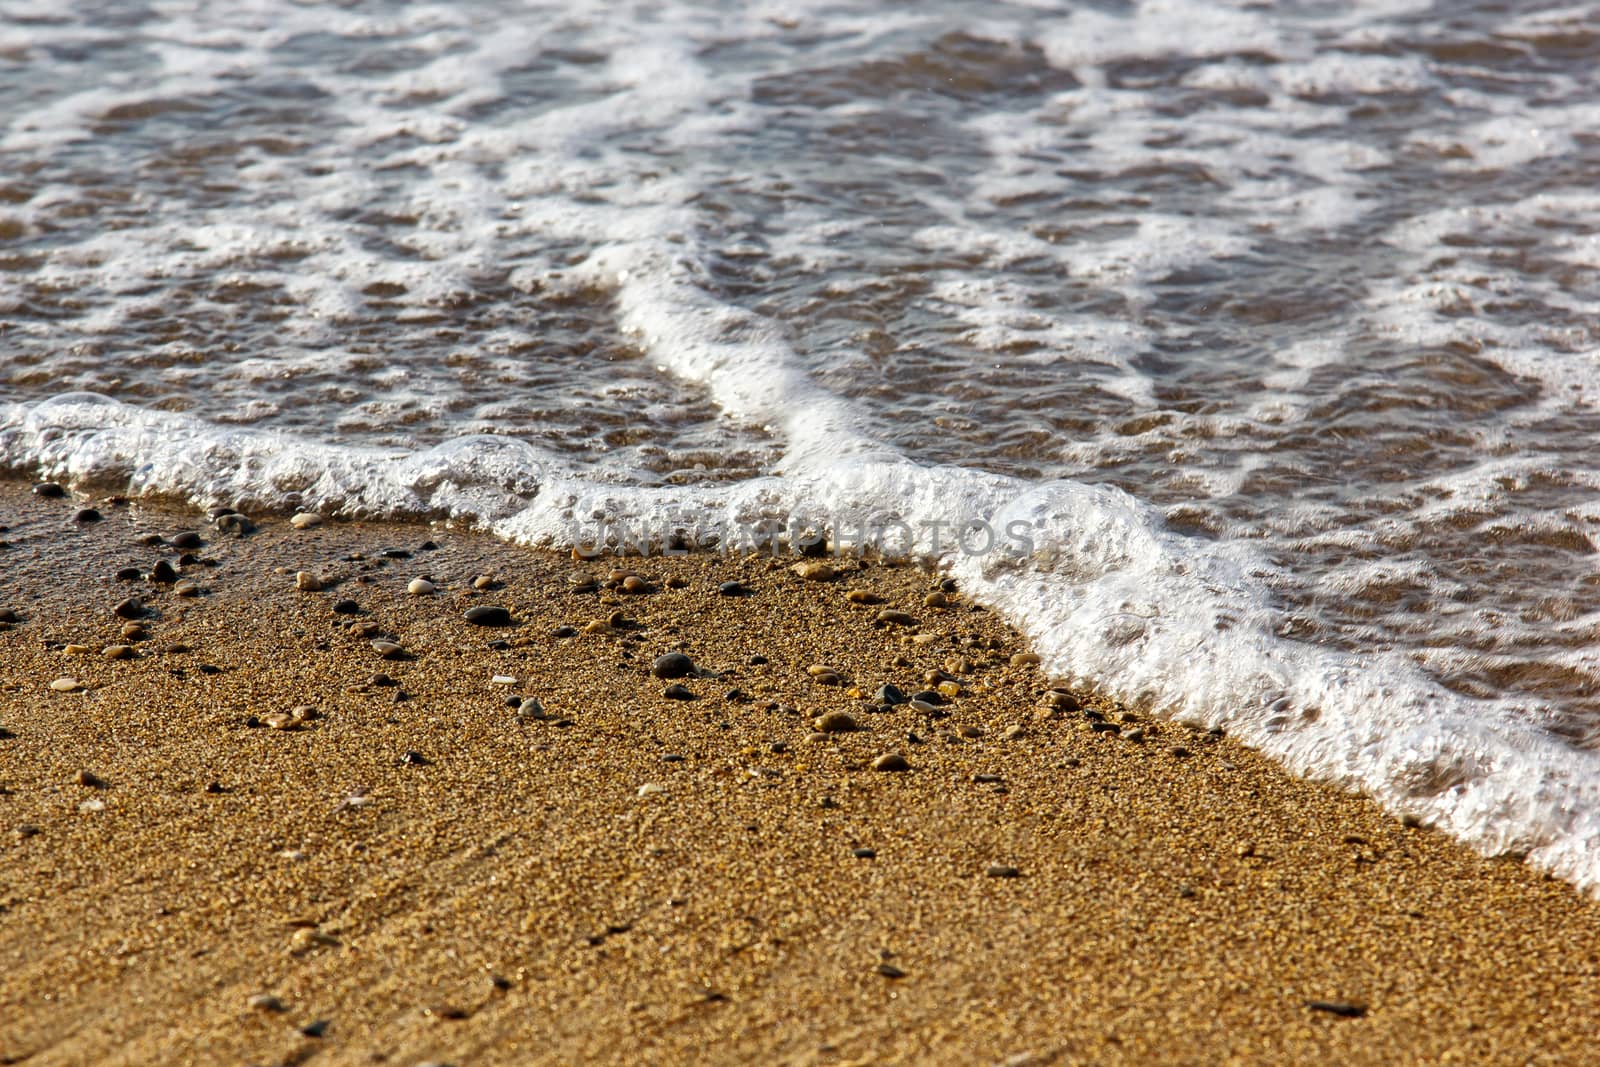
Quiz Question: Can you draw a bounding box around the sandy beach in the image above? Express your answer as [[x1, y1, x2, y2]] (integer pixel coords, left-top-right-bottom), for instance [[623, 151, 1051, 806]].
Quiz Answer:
[[1, 478, 1597, 1066]]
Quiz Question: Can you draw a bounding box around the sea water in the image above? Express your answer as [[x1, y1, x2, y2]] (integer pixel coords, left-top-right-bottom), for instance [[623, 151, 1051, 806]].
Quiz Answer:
[[5, 0, 1600, 890]]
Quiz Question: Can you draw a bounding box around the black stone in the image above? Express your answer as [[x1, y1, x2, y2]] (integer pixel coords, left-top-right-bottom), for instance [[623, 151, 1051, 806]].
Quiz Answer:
[[150, 559, 178, 583], [910, 690, 943, 706], [399, 750, 430, 766], [874, 684, 908, 706], [72, 508, 102, 523], [463, 605, 512, 626], [852, 847, 876, 859], [113, 597, 145, 620], [552, 625, 578, 638], [215, 513, 253, 536], [332, 599, 360, 615], [382, 547, 412, 559], [1307, 1000, 1367, 1019], [717, 581, 749, 597], [32, 482, 65, 498], [115, 566, 142, 581], [486, 639, 510, 651], [652, 652, 696, 679], [662, 684, 696, 700], [170, 531, 203, 548]]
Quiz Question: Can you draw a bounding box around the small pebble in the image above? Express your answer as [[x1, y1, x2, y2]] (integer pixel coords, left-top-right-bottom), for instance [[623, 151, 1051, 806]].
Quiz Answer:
[[923, 591, 949, 609], [464, 605, 512, 626], [1010, 653, 1042, 667], [50, 677, 82, 693], [662, 684, 696, 701], [113, 597, 145, 620], [32, 482, 66, 498], [637, 783, 666, 797], [874, 684, 908, 706], [399, 750, 430, 766], [248, 993, 286, 1013], [120, 622, 146, 640], [877, 963, 906, 979], [368, 673, 396, 687], [295, 571, 323, 592], [1003, 725, 1026, 740], [170, 531, 202, 549], [844, 589, 881, 604], [583, 620, 615, 635], [717, 581, 748, 597], [876, 609, 918, 627], [491, 675, 518, 685], [370, 639, 405, 659], [957, 724, 985, 739], [1307, 999, 1367, 1018], [150, 559, 179, 583], [813, 711, 859, 733], [552, 625, 578, 638], [289, 512, 322, 529], [472, 575, 496, 590], [871, 753, 910, 772], [104, 645, 134, 660], [174, 579, 200, 597], [621, 575, 649, 594], [407, 578, 436, 596], [652, 652, 696, 679], [215, 513, 253, 536], [332, 599, 359, 615], [986, 865, 1022, 879], [64, 643, 92, 655], [72, 507, 102, 523], [115, 566, 142, 581], [76, 770, 107, 788], [791, 561, 836, 582], [852, 847, 877, 859]]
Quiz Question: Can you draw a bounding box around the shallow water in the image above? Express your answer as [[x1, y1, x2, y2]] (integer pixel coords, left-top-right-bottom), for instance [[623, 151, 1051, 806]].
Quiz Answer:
[[5, 0, 1600, 890]]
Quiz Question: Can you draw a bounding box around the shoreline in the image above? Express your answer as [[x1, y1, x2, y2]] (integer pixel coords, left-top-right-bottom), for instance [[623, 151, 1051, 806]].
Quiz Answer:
[[2, 478, 1598, 1065]]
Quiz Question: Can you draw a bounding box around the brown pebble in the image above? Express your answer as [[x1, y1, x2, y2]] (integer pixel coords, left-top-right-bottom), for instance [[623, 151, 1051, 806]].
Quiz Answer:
[[876, 609, 918, 627], [813, 711, 859, 733], [113, 597, 145, 620], [103, 645, 134, 660], [871, 753, 910, 772], [174, 579, 200, 597], [472, 575, 496, 590], [621, 575, 649, 594], [295, 571, 323, 592], [370, 639, 405, 659], [120, 623, 147, 640], [957, 725, 985, 739], [1010, 652, 1042, 667], [76, 770, 107, 788], [583, 620, 616, 635], [986, 865, 1021, 879], [844, 589, 881, 604], [792, 561, 836, 582], [923, 591, 949, 609]]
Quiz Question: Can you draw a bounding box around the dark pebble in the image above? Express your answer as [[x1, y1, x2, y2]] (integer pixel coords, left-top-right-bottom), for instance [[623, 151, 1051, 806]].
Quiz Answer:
[[1089, 721, 1121, 734], [717, 581, 749, 597], [652, 652, 696, 679], [420, 540, 438, 551], [463, 605, 512, 626], [910, 690, 943, 706], [724, 688, 748, 702], [369, 673, 396, 687], [874, 684, 908, 706], [138, 533, 164, 546], [748, 654, 767, 666], [852, 847, 876, 859], [663, 684, 696, 701], [115, 566, 142, 581], [1307, 1000, 1367, 1018], [486, 640, 511, 651], [0, 609, 15, 623], [382, 548, 412, 559], [32, 482, 65, 498], [505, 695, 523, 708], [299, 1019, 330, 1038], [906, 732, 925, 744], [662, 753, 685, 763], [215, 513, 253, 536], [208, 507, 237, 519], [399, 750, 430, 766], [73, 508, 102, 523], [204, 781, 226, 794], [332, 599, 360, 615], [113, 597, 145, 620], [552, 625, 578, 638], [170, 531, 203, 548], [768, 741, 789, 754], [177, 552, 201, 566], [876, 963, 905, 979], [150, 559, 178, 583], [986, 865, 1022, 879]]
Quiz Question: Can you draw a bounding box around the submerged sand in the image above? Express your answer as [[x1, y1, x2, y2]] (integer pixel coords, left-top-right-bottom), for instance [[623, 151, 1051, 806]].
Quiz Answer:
[[1, 480, 1597, 1066]]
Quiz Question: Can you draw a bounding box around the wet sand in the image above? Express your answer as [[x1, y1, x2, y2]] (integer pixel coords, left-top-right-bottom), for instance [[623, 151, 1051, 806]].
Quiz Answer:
[[1, 479, 1597, 1067]]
